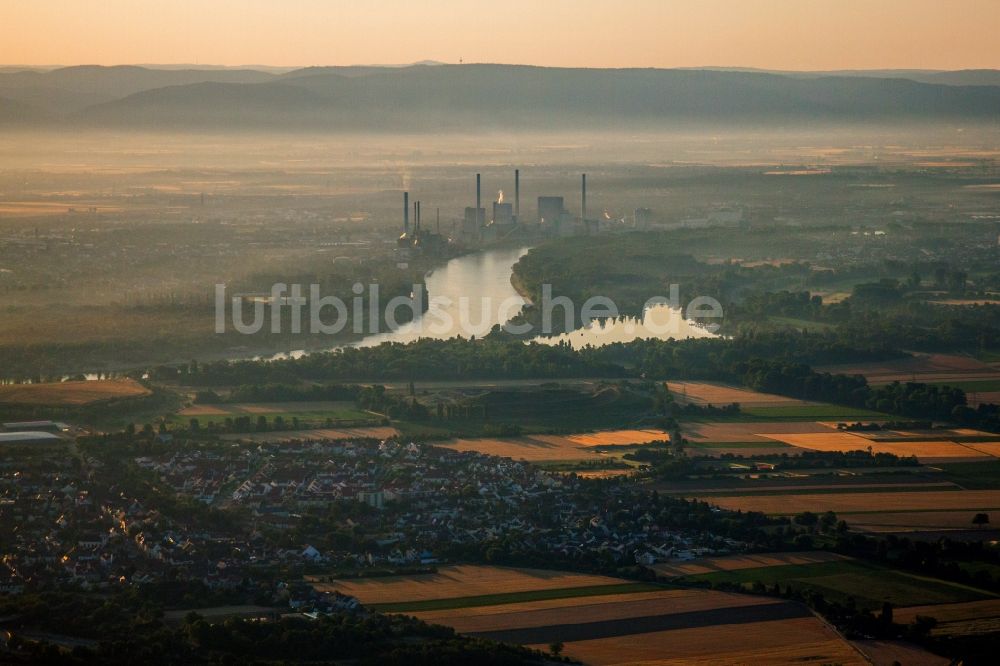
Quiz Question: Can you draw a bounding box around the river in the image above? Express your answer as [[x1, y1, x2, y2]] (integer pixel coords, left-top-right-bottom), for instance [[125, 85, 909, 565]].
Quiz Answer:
[[356, 246, 532, 347], [350, 245, 715, 350], [261, 245, 716, 360]]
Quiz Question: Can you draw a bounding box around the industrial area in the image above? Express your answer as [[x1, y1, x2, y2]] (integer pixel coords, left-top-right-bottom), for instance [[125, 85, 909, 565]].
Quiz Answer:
[[395, 170, 653, 260]]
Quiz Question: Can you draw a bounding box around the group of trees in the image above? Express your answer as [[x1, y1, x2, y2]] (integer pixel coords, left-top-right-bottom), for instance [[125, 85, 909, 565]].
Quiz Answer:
[[178, 329, 902, 387], [737, 357, 999, 429], [161, 329, 1000, 432]]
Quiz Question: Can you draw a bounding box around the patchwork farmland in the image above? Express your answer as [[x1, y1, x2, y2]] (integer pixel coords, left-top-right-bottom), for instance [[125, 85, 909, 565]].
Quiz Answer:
[[312, 565, 866, 665]]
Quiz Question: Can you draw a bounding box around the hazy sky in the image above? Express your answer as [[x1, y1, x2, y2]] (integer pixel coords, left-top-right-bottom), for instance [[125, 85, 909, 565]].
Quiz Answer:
[[2, 0, 998, 70]]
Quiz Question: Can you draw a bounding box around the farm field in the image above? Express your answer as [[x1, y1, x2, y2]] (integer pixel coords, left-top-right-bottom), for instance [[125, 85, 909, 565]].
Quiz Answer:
[[741, 404, 891, 419], [435, 429, 669, 462], [179, 401, 362, 416], [412, 588, 864, 665], [524, 621, 865, 666], [816, 353, 1000, 385], [309, 565, 625, 606], [678, 559, 995, 610], [760, 431, 999, 462], [851, 640, 950, 666], [0, 378, 150, 406], [937, 461, 1000, 489], [222, 426, 399, 442], [701, 489, 1000, 519], [682, 482, 961, 496], [309, 563, 863, 663], [651, 551, 851, 578], [685, 442, 796, 457], [895, 599, 1000, 639], [172, 401, 372, 427], [666, 381, 807, 407], [968, 391, 1000, 407], [926, 379, 1000, 393], [828, 510, 1000, 533], [570, 468, 635, 479], [683, 420, 829, 443]]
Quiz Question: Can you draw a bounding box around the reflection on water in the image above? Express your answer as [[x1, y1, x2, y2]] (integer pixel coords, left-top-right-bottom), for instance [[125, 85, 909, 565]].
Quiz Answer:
[[532, 303, 717, 349], [261, 246, 715, 360], [356, 246, 531, 347]]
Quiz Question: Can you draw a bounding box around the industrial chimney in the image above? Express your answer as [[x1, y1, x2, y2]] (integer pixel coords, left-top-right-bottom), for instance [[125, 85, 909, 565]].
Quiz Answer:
[[476, 173, 482, 228], [403, 191, 409, 234], [515, 169, 520, 222], [582, 173, 587, 230]]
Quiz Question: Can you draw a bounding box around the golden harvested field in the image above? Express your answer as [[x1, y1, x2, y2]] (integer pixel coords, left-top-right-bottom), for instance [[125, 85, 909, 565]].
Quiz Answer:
[[413, 586, 863, 665], [702, 490, 1000, 516], [666, 381, 806, 407], [437, 429, 669, 462], [223, 426, 399, 442], [760, 432, 996, 461], [895, 600, 1000, 638], [895, 599, 1000, 625], [846, 510, 997, 533], [571, 468, 635, 479], [529, 621, 865, 666], [0, 378, 150, 406], [651, 551, 850, 578], [683, 421, 829, 443], [310, 565, 623, 604], [966, 442, 1000, 456]]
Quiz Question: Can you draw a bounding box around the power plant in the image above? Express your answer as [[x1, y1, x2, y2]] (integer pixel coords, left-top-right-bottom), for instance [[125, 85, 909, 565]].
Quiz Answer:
[[396, 169, 638, 261]]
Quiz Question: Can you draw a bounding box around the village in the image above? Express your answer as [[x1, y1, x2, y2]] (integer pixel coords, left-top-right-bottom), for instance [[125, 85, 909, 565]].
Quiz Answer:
[[0, 434, 741, 612]]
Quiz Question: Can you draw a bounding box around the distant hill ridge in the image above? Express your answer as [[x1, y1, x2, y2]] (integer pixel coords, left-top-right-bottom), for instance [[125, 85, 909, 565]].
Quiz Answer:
[[1, 63, 998, 130]]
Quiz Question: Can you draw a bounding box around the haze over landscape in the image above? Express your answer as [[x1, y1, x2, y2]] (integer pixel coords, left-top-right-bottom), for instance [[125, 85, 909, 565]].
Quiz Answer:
[[2, 3, 1000, 665]]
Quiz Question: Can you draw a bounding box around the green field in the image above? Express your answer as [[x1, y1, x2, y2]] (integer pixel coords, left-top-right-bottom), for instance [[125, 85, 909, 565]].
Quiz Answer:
[[768, 316, 835, 332], [973, 350, 1000, 364], [367, 582, 663, 613], [937, 461, 1000, 490], [681, 559, 994, 610]]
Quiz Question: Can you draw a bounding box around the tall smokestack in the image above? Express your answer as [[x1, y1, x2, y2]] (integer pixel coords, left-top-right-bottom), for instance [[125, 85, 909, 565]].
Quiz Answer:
[[515, 169, 520, 221], [476, 173, 482, 227], [403, 191, 409, 234], [582, 173, 587, 229], [413, 200, 418, 232]]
